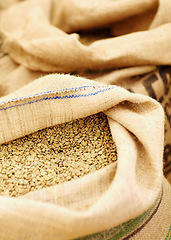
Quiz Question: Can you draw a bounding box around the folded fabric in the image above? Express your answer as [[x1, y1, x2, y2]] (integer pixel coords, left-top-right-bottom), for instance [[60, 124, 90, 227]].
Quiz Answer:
[[0, 0, 170, 181], [0, 74, 169, 240], [0, 1, 171, 238]]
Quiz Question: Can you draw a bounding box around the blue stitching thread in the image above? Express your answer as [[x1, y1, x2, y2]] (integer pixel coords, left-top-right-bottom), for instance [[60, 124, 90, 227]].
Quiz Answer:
[[0, 87, 115, 112], [0, 85, 96, 105]]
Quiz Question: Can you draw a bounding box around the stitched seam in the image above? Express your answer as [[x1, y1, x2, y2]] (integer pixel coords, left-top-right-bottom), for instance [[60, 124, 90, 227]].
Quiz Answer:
[[0, 87, 115, 112], [0, 85, 100, 105]]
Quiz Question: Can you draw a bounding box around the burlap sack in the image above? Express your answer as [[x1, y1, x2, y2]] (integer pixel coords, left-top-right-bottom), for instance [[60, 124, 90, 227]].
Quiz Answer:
[[0, 73, 170, 240], [0, 0, 171, 184], [0, 55, 43, 96], [0, 0, 22, 9], [0, 1, 171, 237], [1, 0, 171, 73], [94, 65, 171, 184]]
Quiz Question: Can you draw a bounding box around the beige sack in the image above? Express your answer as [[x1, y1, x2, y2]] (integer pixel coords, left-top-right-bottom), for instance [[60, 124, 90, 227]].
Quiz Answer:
[[0, 0, 171, 183], [1, 0, 171, 73], [0, 73, 170, 240], [0, 0, 171, 236], [0, 55, 43, 96], [94, 65, 171, 183]]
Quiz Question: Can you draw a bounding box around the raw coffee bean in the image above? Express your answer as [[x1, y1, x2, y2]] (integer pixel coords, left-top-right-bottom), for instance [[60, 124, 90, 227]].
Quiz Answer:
[[0, 112, 117, 197]]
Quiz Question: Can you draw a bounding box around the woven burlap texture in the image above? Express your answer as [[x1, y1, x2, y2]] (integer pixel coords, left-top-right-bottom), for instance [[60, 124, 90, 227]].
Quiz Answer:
[[0, 0, 170, 239], [0, 74, 164, 239], [1, 0, 171, 73], [129, 178, 171, 240]]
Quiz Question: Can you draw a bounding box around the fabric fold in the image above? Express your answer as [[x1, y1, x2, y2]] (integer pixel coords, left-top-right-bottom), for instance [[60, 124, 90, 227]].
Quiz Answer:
[[0, 74, 165, 239], [0, 0, 170, 239], [1, 0, 171, 73]]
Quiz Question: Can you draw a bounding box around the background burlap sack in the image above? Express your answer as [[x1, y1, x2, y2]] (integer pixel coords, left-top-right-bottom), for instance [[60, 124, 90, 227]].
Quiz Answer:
[[0, 73, 170, 240], [1, 0, 171, 73]]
